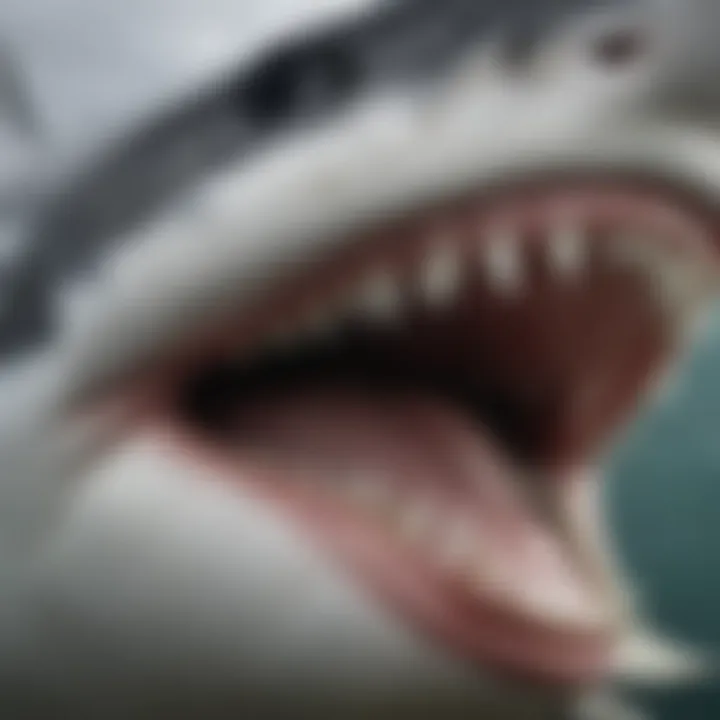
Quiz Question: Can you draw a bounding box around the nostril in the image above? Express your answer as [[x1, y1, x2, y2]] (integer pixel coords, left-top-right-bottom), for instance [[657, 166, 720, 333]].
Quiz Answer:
[[591, 27, 647, 69]]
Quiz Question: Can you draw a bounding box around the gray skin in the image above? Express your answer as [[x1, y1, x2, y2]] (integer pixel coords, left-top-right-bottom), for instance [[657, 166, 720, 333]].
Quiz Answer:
[[0, 0, 719, 717]]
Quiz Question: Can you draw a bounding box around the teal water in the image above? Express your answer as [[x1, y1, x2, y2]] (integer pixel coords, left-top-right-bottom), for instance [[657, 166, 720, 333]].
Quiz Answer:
[[607, 309, 720, 719]]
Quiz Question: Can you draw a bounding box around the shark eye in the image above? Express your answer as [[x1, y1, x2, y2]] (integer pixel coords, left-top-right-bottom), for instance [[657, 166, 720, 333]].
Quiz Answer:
[[241, 42, 360, 126]]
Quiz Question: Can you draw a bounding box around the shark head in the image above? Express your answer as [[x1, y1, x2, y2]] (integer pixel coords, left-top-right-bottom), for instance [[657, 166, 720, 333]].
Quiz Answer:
[[0, 0, 718, 717]]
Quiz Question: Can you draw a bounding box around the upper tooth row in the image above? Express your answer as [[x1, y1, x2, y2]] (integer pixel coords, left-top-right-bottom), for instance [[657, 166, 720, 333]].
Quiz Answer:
[[278, 224, 583, 341], [265, 222, 704, 350]]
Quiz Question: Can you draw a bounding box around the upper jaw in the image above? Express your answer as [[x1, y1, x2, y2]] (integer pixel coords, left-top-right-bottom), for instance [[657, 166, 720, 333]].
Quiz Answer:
[[56, 117, 720, 412], [40, 8, 720, 405], [17, 0, 720, 403]]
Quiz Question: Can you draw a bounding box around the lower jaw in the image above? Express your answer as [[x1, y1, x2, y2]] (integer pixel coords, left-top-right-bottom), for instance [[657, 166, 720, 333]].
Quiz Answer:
[[168, 416, 620, 689], [282, 487, 618, 688]]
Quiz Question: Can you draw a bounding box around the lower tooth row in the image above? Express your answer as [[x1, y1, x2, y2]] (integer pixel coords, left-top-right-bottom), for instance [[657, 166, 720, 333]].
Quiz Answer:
[[337, 477, 481, 565], [331, 478, 607, 621]]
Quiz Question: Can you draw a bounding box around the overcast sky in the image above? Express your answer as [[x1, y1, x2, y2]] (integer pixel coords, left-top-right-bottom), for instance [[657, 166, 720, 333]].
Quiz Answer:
[[0, 0, 380, 257], [0, 0, 377, 151]]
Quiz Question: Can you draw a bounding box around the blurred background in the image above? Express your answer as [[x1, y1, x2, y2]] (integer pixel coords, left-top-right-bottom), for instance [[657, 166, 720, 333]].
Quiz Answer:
[[1, 0, 719, 717]]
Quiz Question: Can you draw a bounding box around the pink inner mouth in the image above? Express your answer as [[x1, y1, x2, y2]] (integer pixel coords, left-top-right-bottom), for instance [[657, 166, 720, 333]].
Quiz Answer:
[[164, 178, 717, 687], [212, 390, 615, 684]]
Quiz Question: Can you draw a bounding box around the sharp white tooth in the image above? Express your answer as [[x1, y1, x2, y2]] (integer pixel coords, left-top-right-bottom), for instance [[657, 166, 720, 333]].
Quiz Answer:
[[482, 226, 523, 294], [355, 270, 402, 320], [548, 221, 586, 277], [608, 232, 714, 342], [420, 241, 461, 307], [612, 627, 712, 686], [576, 692, 649, 720]]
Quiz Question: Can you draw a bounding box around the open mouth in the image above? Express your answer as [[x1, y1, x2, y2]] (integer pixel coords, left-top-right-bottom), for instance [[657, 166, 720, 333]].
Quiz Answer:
[[163, 176, 717, 688]]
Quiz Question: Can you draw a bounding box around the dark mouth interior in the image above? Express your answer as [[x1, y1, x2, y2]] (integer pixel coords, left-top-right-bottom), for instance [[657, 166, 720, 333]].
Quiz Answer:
[[177, 181, 710, 471]]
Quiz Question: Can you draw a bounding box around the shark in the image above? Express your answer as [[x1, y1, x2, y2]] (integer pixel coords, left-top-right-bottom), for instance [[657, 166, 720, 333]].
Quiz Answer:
[[0, 0, 717, 716]]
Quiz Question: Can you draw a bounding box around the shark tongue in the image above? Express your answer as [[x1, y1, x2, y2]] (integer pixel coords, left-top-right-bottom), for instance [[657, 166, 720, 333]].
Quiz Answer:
[[230, 385, 610, 643]]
